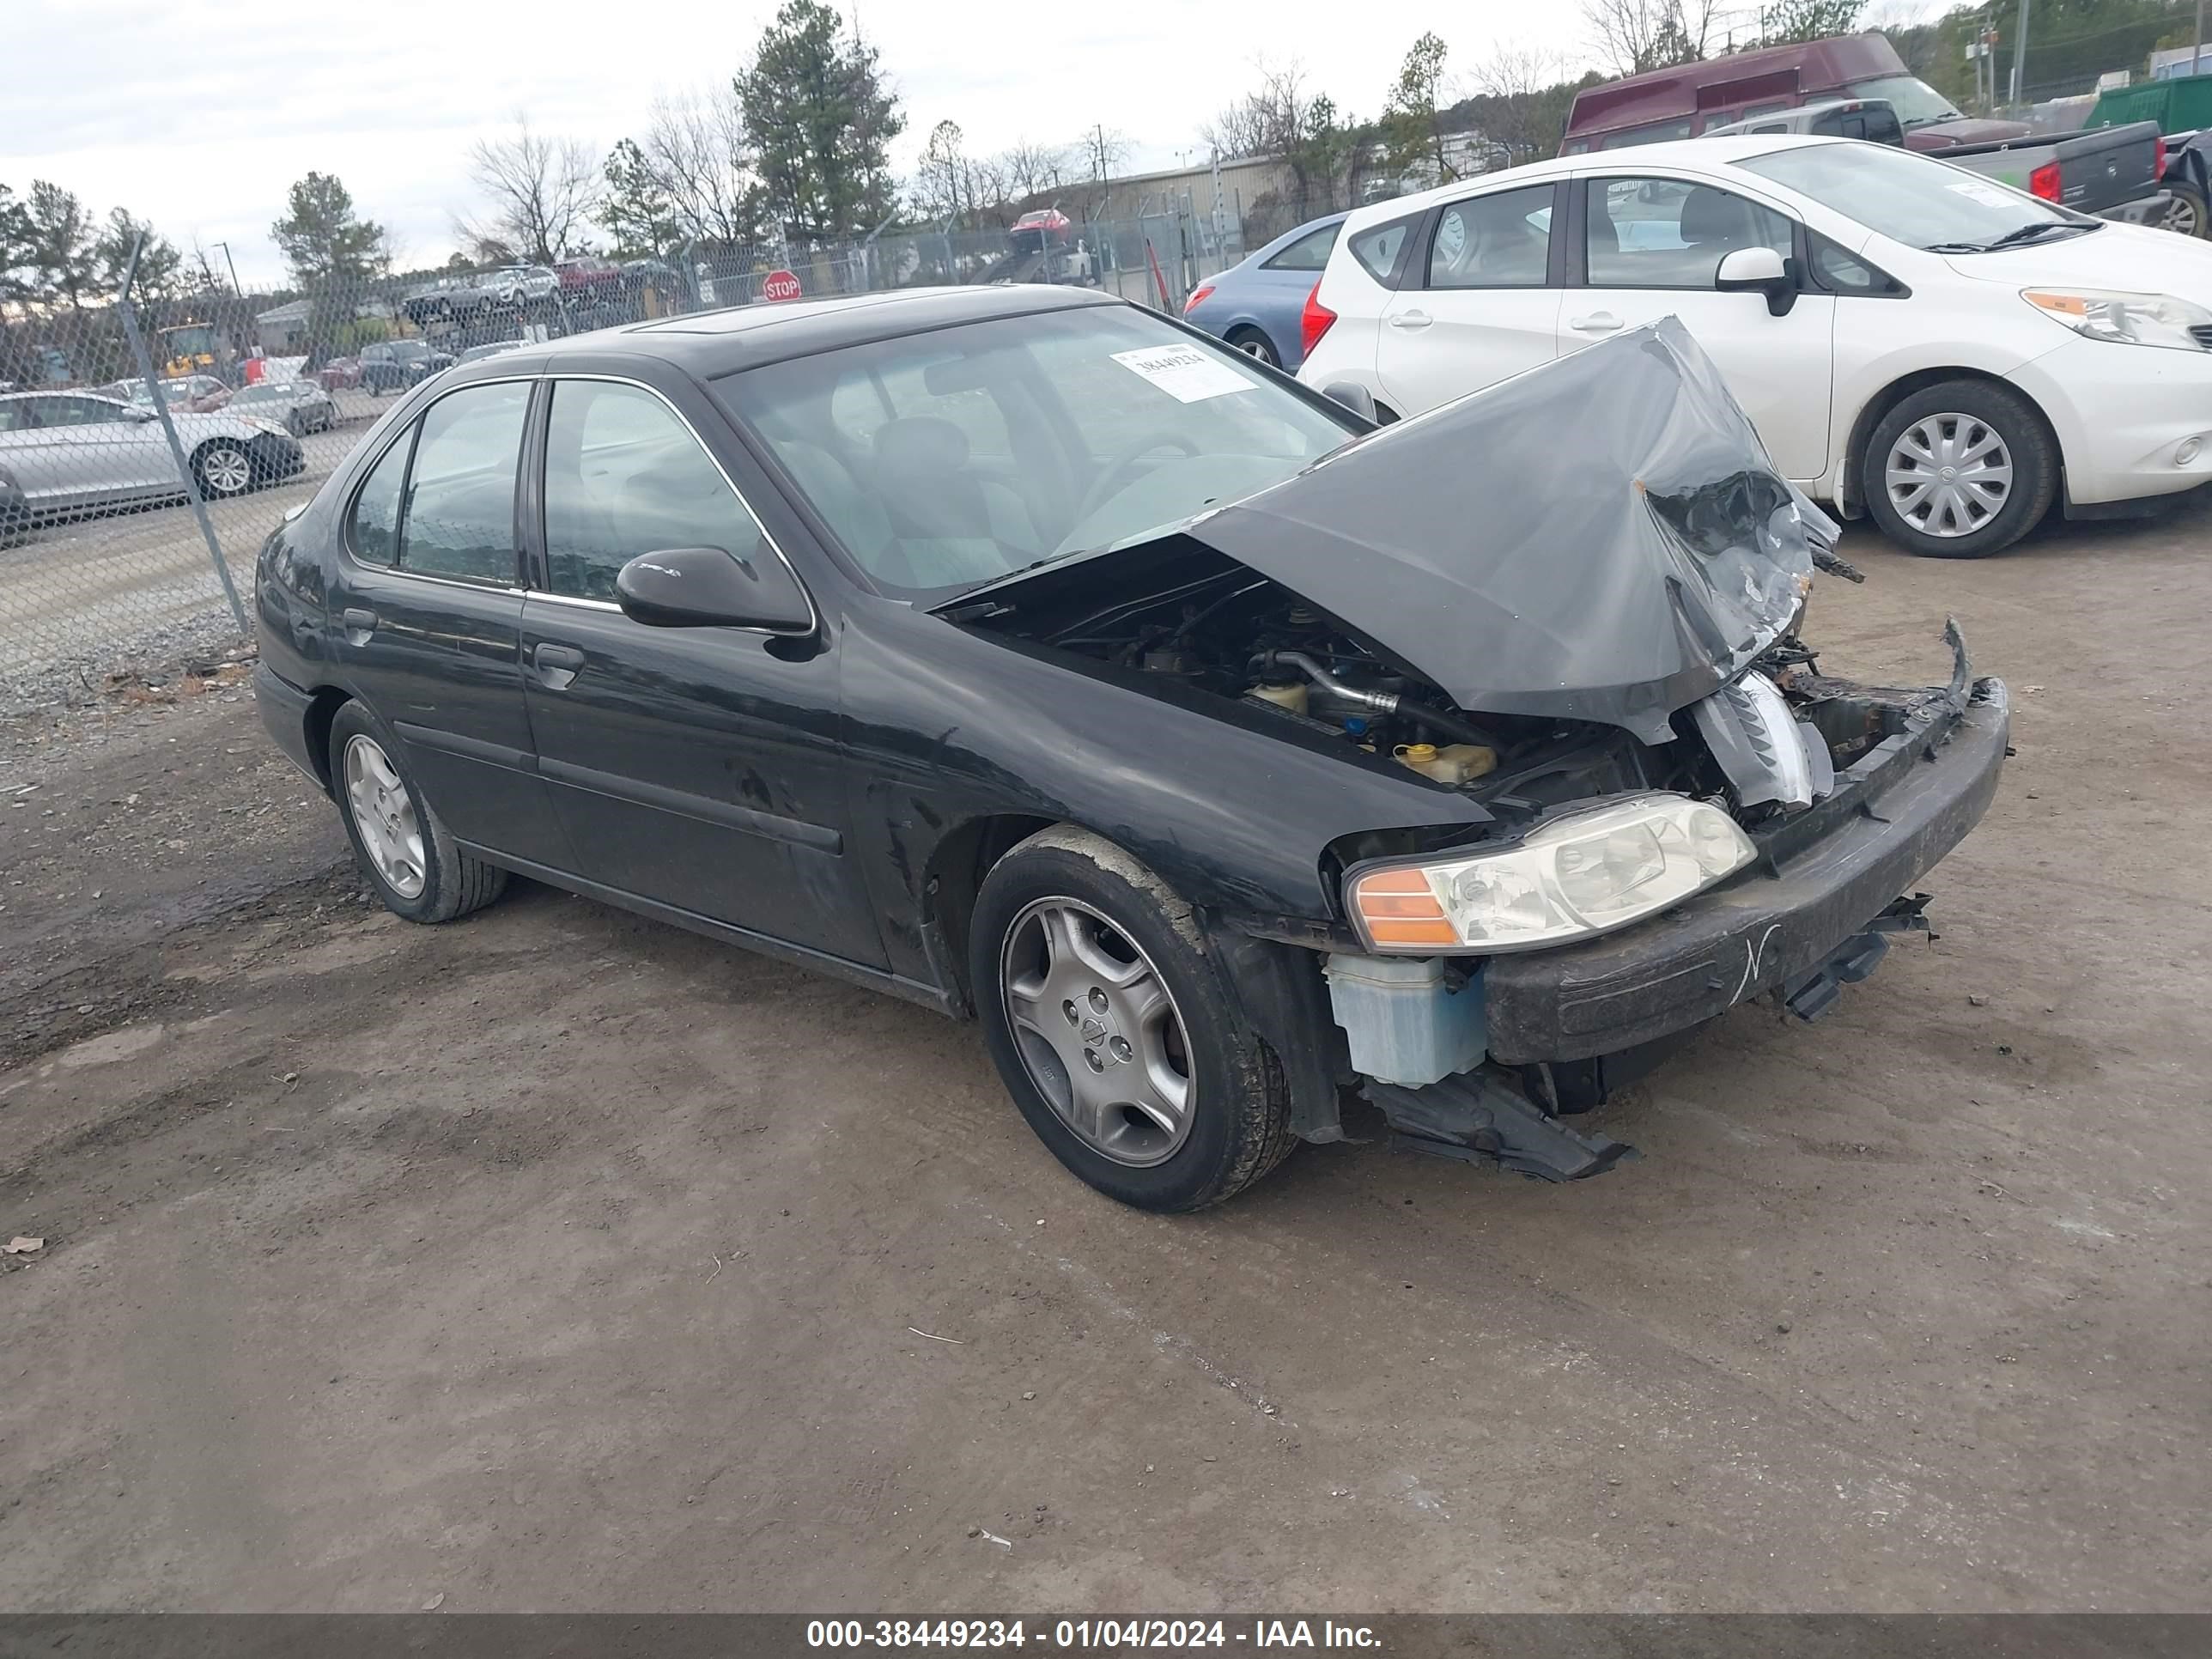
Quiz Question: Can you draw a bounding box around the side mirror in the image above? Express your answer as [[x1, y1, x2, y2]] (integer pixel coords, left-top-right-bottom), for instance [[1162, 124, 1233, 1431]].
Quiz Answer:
[[1322, 380, 1378, 423], [1715, 246, 1797, 317], [125, 405, 159, 422], [615, 544, 814, 634]]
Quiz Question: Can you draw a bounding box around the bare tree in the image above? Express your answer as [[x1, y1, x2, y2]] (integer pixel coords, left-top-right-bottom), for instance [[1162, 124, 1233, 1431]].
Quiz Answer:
[[1467, 41, 1571, 165], [1583, 0, 1717, 77], [1000, 138, 1072, 201], [460, 118, 599, 265], [643, 89, 762, 246], [1083, 124, 1129, 184]]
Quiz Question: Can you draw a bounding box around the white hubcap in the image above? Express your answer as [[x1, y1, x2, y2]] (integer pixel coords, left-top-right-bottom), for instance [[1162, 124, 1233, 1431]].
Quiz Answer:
[[1885, 414, 2013, 539]]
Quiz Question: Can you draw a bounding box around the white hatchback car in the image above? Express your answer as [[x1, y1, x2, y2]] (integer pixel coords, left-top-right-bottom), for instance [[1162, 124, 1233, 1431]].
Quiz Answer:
[[1298, 134, 2212, 558]]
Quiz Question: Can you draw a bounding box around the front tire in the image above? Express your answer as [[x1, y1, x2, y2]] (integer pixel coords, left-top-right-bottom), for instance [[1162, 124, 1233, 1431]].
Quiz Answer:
[[191, 441, 255, 499], [1862, 380, 2057, 559], [327, 702, 507, 924], [969, 827, 1296, 1212]]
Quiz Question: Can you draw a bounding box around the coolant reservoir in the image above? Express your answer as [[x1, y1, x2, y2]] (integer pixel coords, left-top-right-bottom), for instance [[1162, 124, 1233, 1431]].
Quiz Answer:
[[1393, 742, 1496, 785], [1249, 681, 1310, 715]]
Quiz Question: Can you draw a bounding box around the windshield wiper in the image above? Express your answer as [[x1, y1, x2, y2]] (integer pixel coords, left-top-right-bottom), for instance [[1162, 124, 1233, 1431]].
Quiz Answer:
[[1934, 221, 2100, 254]]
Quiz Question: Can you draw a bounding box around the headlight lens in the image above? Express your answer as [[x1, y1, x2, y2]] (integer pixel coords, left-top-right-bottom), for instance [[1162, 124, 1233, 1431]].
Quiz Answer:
[[244, 416, 289, 436], [1346, 793, 1756, 954], [2022, 288, 2212, 351]]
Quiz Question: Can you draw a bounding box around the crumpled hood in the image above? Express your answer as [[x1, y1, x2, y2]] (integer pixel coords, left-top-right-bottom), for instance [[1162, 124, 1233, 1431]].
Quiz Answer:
[[1182, 318, 1831, 744]]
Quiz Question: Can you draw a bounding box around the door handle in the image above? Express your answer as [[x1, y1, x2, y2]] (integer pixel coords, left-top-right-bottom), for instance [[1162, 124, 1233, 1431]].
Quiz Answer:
[[1569, 312, 1623, 333], [532, 642, 586, 690], [1388, 310, 1433, 330], [340, 606, 377, 645]]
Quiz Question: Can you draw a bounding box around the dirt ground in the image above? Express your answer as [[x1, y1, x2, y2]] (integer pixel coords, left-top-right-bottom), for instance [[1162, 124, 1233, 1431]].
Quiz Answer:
[[1, 505, 2208, 1614]]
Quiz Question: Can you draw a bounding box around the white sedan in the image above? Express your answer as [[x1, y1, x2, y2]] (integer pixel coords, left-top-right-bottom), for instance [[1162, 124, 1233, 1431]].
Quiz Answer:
[[1297, 134, 2212, 558]]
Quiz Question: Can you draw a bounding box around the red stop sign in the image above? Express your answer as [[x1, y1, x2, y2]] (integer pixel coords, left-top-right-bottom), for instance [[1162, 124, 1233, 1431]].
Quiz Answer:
[[762, 268, 802, 302]]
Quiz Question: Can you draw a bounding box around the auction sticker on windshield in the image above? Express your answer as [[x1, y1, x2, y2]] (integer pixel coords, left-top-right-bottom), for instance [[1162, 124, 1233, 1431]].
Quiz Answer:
[[1111, 343, 1256, 403], [1947, 178, 2023, 210]]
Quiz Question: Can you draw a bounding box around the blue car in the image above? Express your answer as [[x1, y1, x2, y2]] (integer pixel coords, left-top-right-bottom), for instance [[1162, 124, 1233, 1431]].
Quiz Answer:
[[1181, 212, 1347, 370]]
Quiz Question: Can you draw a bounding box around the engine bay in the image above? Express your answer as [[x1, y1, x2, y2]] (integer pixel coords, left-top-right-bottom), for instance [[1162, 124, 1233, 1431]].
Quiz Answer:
[[1011, 563, 1697, 818], [958, 540, 1948, 845]]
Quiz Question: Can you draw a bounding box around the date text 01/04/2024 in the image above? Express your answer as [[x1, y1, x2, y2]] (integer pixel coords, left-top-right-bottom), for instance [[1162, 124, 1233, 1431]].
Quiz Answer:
[[805, 1620, 1383, 1649]]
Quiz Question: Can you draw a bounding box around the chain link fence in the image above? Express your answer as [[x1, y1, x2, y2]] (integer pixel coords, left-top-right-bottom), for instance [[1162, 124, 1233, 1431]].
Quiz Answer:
[[0, 203, 1252, 714]]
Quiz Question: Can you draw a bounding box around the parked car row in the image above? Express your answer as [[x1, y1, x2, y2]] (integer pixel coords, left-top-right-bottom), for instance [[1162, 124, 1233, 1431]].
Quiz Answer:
[[0, 387, 304, 532]]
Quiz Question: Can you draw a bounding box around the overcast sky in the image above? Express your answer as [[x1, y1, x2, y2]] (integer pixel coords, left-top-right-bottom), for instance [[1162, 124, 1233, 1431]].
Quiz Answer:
[[4, 0, 1942, 289]]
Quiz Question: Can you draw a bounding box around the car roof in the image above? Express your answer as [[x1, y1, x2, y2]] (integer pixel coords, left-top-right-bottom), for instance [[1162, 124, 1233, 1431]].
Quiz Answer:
[[1333, 134, 1851, 234], [518, 283, 1122, 379]]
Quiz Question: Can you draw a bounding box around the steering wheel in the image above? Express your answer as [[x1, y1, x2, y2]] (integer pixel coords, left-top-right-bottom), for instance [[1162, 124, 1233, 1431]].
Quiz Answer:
[[1074, 435, 1200, 524]]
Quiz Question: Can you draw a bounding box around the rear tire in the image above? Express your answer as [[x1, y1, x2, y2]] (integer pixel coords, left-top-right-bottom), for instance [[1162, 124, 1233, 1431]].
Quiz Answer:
[[2156, 182, 2209, 239], [1226, 327, 1280, 368], [969, 827, 1296, 1212], [327, 702, 508, 924], [1862, 379, 2057, 560]]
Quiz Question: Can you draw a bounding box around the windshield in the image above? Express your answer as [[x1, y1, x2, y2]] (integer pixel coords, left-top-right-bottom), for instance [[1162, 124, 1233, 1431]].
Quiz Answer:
[[1844, 75, 1962, 130], [720, 306, 1355, 600], [1736, 143, 2083, 249]]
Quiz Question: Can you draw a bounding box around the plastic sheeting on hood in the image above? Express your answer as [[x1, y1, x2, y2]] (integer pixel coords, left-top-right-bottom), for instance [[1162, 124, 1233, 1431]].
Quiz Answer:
[[1184, 318, 1831, 744]]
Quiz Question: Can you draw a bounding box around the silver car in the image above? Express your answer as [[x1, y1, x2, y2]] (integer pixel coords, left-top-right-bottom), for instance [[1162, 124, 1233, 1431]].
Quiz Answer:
[[228, 375, 340, 436], [0, 390, 305, 520], [489, 264, 558, 306]]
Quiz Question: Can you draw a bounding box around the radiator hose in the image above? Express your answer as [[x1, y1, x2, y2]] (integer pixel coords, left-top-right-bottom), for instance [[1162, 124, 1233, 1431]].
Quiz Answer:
[[1252, 650, 1505, 750]]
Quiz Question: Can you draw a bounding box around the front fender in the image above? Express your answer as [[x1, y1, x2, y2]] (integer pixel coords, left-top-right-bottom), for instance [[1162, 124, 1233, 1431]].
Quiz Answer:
[[838, 600, 1494, 988]]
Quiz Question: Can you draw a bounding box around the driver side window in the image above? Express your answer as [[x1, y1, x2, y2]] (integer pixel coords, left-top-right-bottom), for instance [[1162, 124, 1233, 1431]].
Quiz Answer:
[[540, 380, 767, 602], [1585, 177, 1793, 290]]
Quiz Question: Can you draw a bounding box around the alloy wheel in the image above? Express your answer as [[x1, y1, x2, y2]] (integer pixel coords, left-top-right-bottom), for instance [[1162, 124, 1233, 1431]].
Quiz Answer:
[[2158, 195, 2202, 237], [198, 446, 252, 495], [999, 897, 1194, 1167], [1883, 413, 2013, 540], [343, 734, 427, 899]]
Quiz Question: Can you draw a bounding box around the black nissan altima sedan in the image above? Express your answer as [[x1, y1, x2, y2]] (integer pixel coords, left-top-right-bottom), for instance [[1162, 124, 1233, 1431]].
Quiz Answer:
[[253, 286, 2008, 1211]]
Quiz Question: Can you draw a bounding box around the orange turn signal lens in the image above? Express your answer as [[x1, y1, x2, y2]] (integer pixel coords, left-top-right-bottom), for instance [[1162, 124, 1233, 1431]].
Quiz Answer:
[[1349, 868, 1458, 947]]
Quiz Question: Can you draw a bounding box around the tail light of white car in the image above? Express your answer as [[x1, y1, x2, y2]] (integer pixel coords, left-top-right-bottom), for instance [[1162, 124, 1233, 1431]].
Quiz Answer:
[[1300, 282, 1336, 357]]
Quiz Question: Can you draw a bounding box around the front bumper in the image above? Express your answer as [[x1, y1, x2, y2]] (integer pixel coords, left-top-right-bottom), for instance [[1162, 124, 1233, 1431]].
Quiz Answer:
[[1480, 674, 2010, 1064], [2008, 334, 2212, 507]]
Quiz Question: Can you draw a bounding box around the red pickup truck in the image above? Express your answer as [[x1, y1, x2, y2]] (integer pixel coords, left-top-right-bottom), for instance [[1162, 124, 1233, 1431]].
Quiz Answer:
[[1562, 33, 2025, 155]]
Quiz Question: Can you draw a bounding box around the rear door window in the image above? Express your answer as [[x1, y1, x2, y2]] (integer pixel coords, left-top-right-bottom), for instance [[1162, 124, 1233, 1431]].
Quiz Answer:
[[395, 380, 529, 583], [1427, 185, 1555, 289], [1263, 222, 1341, 271]]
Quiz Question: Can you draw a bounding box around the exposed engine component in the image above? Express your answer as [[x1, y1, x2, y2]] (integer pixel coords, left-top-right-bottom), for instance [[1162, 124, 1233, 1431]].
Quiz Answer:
[[1691, 670, 1834, 811]]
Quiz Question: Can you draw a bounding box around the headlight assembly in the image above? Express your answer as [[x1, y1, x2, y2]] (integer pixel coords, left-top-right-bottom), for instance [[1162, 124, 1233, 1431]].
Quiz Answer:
[[1346, 793, 1757, 954], [2021, 288, 2212, 352]]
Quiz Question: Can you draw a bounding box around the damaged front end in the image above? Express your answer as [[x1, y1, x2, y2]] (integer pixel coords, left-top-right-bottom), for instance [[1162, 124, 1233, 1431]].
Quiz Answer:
[[941, 321, 2008, 1182]]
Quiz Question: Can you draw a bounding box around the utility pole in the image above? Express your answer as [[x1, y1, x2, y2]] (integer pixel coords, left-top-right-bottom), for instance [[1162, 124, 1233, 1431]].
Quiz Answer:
[[2009, 0, 2032, 108], [211, 240, 241, 296], [2196, 0, 2205, 77]]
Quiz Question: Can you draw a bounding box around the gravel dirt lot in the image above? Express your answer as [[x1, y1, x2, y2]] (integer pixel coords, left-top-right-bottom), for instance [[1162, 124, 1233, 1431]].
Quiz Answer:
[[0, 507, 2206, 1614]]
